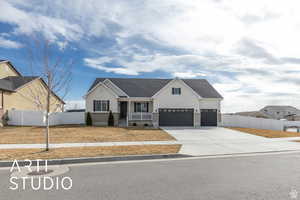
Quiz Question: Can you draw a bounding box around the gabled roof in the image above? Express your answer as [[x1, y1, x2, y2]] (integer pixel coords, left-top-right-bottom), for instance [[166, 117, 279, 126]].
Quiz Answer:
[[2, 76, 38, 90], [261, 105, 298, 110], [88, 78, 223, 98], [0, 79, 14, 92], [182, 79, 222, 98], [0, 60, 22, 76]]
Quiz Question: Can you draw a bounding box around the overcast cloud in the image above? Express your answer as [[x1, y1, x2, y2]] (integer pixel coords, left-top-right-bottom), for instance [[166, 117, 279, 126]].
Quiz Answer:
[[1, 0, 300, 112]]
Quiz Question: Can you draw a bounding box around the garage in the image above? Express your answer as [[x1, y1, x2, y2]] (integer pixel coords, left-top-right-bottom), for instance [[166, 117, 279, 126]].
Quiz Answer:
[[159, 108, 194, 126], [201, 109, 217, 126]]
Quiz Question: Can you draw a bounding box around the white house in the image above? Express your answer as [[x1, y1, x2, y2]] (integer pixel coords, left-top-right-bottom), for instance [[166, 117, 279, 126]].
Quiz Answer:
[[84, 78, 223, 127]]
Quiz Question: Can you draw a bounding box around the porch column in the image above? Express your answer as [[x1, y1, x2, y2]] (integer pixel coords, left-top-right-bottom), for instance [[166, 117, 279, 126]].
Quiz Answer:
[[127, 100, 130, 126]]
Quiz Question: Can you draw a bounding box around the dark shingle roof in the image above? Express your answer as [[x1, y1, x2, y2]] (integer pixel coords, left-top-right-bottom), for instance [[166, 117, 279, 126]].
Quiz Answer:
[[1, 76, 38, 90], [182, 79, 222, 98], [0, 79, 14, 91], [88, 78, 222, 98]]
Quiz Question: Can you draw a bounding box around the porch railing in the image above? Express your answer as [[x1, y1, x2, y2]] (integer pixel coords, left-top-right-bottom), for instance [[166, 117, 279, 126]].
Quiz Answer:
[[129, 112, 152, 120]]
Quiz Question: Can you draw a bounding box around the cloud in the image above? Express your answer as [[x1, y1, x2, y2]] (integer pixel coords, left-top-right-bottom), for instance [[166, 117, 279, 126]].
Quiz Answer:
[[173, 72, 206, 78], [84, 54, 212, 76], [0, 0, 83, 42], [3, 0, 300, 112], [0, 36, 22, 48]]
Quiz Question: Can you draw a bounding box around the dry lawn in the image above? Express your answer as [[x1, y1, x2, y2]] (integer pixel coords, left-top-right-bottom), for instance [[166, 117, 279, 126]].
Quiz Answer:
[[227, 127, 300, 138], [0, 126, 175, 144], [0, 145, 181, 160]]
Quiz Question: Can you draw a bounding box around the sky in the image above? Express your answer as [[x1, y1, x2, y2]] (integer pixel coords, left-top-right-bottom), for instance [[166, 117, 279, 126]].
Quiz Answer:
[[1, 0, 300, 112]]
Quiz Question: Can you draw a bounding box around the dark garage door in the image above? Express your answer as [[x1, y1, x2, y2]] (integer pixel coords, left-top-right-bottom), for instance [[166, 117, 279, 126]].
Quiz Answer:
[[201, 109, 217, 126], [159, 108, 194, 126]]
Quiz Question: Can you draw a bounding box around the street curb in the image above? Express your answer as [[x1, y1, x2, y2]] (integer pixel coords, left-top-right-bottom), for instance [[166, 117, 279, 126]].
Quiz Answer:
[[0, 154, 192, 168]]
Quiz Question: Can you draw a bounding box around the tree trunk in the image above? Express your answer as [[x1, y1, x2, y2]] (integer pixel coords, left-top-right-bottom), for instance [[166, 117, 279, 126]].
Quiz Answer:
[[45, 73, 51, 151]]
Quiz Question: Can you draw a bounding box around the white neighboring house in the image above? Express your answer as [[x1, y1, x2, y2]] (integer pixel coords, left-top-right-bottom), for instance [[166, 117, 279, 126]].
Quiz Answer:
[[84, 78, 223, 127], [260, 106, 300, 120]]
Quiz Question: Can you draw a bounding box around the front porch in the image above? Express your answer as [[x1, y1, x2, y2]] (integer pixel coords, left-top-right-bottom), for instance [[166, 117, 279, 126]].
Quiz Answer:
[[118, 98, 154, 127]]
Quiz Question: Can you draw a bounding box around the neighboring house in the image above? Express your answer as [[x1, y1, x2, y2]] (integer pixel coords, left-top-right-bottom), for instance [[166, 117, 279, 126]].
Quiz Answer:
[[0, 60, 65, 125], [233, 111, 270, 119], [232, 105, 300, 121], [85, 77, 223, 127], [260, 105, 300, 120]]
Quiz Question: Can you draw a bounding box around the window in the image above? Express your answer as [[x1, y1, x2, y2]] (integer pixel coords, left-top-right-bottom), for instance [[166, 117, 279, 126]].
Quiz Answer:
[[93, 100, 109, 112], [172, 88, 181, 95], [134, 102, 149, 112]]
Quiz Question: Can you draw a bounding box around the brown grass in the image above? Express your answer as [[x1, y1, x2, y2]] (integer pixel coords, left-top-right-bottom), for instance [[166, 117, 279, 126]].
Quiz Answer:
[[0, 145, 181, 160], [227, 127, 300, 138], [0, 126, 175, 144]]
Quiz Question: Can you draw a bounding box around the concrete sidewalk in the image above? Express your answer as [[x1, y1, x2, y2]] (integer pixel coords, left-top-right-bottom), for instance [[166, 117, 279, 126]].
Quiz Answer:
[[0, 141, 180, 149]]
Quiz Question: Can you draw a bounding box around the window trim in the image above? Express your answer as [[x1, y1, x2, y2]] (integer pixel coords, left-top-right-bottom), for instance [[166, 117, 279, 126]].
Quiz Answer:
[[172, 87, 181, 95], [134, 102, 149, 113], [93, 100, 110, 112]]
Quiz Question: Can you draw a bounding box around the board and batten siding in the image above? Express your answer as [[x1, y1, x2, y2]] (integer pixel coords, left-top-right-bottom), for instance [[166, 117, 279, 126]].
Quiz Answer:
[[86, 84, 118, 113], [153, 79, 200, 112]]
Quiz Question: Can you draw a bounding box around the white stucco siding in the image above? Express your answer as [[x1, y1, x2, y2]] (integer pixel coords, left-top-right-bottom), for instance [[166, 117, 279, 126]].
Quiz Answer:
[[153, 80, 200, 112], [85, 84, 118, 113], [199, 99, 221, 110]]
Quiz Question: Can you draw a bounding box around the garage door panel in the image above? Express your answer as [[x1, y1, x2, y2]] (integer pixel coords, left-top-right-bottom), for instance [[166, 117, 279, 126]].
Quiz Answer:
[[201, 109, 217, 126], [159, 108, 194, 126]]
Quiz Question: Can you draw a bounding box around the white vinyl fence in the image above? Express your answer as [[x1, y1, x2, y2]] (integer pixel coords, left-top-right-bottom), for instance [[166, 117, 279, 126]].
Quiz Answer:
[[7, 110, 85, 126], [221, 114, 285, 131]]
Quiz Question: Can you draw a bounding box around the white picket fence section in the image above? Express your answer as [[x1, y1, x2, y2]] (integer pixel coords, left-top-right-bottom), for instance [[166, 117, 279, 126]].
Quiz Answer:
[[221, 114, 285, 131], [7, 110, 85, 126]]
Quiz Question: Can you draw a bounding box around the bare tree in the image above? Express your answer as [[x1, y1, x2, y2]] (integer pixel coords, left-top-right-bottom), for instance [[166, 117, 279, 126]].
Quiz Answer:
[[19, 36, 73, 151]]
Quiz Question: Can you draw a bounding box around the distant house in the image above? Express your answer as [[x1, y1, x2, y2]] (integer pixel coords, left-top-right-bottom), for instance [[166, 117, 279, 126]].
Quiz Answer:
[[0, 60, 65, 125], [260, 105, 300, 120], [233, 105, 300, 121], [85, 77, 223, 127], [233, 111, 270, 119]]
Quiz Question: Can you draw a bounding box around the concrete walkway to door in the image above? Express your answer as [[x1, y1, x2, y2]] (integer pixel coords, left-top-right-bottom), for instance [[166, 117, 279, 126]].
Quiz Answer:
[[162, 127, 300, 156]]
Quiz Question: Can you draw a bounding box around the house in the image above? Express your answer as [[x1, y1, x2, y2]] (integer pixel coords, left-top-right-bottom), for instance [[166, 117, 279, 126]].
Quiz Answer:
[[233, 111, 270, 119], [260, 105, 300, 120], [85, 77, 223, 127], [0, 60, 65, 125]]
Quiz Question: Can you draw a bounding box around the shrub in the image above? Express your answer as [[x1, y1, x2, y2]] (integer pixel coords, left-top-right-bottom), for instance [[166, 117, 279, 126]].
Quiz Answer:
[[86, 112, 92, 126], [108, 111, 114, 126]]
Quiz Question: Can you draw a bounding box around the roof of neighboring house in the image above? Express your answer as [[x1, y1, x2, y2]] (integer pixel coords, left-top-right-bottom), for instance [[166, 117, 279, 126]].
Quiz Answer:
[[88, 78, 223, 98], [0, 60, 22, 76], [234, 111, 270, 119], [2, 76, 38, 90], [0, 79, 14, 91], [0, 76, 65, 104], [261, 105, 299, 111]]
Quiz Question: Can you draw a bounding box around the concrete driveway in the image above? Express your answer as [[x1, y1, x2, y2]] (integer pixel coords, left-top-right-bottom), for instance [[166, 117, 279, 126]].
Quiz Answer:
[[163, 127, 300, 156]]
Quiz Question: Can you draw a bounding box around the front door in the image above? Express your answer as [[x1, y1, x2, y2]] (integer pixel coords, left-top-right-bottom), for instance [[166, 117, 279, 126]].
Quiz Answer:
[[120, 102, 128, 119]]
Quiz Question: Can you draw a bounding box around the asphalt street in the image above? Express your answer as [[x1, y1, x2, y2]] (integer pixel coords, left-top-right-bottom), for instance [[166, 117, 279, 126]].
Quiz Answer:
[[1, 152, 300, 200]]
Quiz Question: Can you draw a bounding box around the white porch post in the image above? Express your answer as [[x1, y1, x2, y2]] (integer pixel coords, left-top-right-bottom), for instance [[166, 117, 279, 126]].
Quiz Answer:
[[127, 100, 130, 126]]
